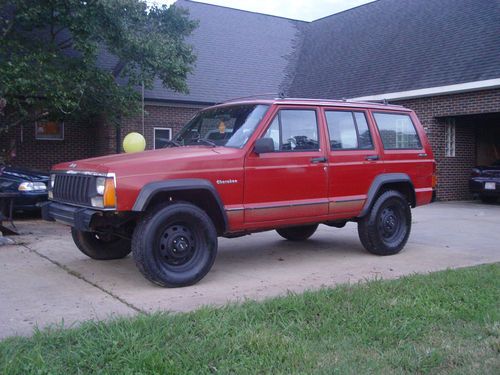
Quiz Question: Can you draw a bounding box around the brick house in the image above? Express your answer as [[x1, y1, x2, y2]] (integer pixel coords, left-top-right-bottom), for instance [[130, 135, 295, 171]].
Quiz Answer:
[[1, 0, 499, 200]]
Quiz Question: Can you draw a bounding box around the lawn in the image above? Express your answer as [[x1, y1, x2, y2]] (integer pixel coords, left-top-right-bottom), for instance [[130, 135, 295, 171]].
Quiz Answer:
[[1, 264, 499, 374]]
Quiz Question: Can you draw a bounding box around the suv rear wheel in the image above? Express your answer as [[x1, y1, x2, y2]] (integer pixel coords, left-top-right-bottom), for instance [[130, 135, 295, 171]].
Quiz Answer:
[[132, 202, 217, 287], [71, 228, 131, 260], [276, 224, 319, 241], [358, 190, 411, 255]]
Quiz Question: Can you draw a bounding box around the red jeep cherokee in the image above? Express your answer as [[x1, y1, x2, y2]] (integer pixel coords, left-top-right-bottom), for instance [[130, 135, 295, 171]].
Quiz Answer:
[[42, 98, 436, 287]]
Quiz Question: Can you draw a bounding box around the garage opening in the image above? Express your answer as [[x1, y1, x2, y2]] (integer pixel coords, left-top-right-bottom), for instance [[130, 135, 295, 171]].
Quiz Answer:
[[471, 113, 500, 166], [435, 112, 500, 201]]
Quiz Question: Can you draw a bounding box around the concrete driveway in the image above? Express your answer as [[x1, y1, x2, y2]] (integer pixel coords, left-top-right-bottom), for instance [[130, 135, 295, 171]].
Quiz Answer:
[[1, 201, 499, 339]]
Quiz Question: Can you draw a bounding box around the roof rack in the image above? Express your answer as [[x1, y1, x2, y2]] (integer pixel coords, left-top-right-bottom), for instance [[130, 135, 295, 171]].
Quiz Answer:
[[221, 92, 284, 103], [221, 95, 404, 107]]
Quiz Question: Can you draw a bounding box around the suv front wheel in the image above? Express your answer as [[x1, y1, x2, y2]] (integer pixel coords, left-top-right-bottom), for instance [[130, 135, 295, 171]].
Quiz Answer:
[[358, 190, 411, 255], [132, 202, 218, 287]]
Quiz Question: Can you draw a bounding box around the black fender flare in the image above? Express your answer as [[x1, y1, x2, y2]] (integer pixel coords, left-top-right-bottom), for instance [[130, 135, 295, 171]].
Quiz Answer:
[[359, 173, 415, 218], [132, 178, 228, 232]]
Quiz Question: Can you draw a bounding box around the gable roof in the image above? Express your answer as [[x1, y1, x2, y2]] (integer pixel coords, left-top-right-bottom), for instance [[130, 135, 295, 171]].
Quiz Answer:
[[139, 0, 500, 103], [143, 0, 305, 104], [289, 0, 500, 99]]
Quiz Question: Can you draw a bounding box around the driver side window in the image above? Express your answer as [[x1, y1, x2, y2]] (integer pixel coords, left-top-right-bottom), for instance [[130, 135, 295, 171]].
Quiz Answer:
[[263, 109, 319, 151]]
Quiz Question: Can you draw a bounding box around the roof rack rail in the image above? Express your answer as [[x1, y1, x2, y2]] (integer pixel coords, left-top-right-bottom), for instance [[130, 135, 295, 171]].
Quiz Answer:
[[276, 97, 346, 103], [221, 95, 404, 107], [222, 92, 284, 103]]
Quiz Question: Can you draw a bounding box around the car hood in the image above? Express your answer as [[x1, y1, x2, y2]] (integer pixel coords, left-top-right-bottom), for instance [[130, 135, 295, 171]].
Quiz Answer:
[[0, 167, 49, 182], [52, 146, 233, 176], [475, 165, 500, 172]]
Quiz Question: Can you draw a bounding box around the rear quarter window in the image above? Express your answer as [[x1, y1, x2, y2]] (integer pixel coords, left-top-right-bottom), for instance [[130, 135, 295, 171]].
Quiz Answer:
[[373, 112, 422, 150]]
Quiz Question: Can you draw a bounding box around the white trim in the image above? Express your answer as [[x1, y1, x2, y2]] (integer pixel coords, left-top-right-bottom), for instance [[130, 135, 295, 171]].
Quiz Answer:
[[349, 78, 500, 101], [153, 127, 173, 149]]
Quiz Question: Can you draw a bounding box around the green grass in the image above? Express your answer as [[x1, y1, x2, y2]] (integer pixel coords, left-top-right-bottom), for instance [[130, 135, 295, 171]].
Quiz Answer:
[[1, 264, 499, 375]]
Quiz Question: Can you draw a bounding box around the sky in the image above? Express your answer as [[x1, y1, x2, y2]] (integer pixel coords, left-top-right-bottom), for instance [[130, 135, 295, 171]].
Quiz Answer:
[[149, 0, 377, 21]]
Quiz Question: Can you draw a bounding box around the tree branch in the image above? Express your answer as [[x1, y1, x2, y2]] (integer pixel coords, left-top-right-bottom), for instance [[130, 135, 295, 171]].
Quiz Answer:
[[57, 37, 73, 48]]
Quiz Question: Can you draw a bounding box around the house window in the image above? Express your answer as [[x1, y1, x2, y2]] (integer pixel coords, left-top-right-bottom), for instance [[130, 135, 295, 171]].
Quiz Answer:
[[445, 118, 456, 157], [35, 120, 64, 140], [154, 127, 172, 149]]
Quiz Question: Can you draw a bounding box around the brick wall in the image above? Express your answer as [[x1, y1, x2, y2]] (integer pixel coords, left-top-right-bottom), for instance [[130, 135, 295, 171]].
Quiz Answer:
[[0, 104, 204, 171], [395, 88, 500, 200], [0, 119, 97, 172], [97, 103, 203, 155]]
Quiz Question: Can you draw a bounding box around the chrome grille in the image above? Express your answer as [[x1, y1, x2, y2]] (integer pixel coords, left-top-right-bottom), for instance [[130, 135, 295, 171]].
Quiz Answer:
[[53, 174, 94, 206]]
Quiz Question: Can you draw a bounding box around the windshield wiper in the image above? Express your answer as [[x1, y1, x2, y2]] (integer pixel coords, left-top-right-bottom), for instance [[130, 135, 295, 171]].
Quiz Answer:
[[196, 139, 217, 147], [164, 140, 182, 147]]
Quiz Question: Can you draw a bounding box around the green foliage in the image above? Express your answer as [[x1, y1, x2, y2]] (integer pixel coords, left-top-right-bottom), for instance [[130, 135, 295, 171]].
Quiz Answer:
[[0, 0, 198, 130], [1, 264, 499, 374]]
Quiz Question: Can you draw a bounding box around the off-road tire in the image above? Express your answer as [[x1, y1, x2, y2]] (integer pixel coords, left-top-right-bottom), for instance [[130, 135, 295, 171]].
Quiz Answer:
[[358, 190, 411, 255], [71, 228, 131, 260], [276, 224, 319, 241], [132, 202, 218, 287], [480, 195, 497, 204]]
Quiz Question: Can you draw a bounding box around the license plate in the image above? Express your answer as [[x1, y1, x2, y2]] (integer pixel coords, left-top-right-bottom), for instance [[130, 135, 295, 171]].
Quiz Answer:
[[485, 182, 496, 190]]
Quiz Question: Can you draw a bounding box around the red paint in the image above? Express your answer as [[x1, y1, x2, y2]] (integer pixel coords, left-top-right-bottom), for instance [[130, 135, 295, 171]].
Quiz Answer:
[[52, 99, 435, 234]]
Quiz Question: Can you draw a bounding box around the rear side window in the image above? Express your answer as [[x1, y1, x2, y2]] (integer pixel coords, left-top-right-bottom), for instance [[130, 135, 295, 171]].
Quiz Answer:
[[325, 111, 373, 150], [263, 109, 319, 151], [373, 112, 422, 149]]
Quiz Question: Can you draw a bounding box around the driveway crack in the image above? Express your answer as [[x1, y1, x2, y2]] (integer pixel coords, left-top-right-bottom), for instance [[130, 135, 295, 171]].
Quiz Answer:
[[21, 244, 146, 314]]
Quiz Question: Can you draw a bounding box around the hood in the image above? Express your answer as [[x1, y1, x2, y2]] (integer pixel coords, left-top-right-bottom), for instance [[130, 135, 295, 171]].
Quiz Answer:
[[52, 146, 232, 176], [476, 164, 500, 172], [0, 167, 49, 182]]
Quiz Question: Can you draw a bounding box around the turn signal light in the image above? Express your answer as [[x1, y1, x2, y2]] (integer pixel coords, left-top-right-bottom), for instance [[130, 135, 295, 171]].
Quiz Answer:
[[103, 178, 116, 208]]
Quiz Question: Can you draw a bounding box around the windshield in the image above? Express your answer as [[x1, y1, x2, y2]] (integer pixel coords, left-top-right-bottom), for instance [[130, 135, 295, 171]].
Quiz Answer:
[[174, 104, 269, 148]]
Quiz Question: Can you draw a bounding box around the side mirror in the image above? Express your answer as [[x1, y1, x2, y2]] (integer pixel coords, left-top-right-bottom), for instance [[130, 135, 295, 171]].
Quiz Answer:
[[254, 138, 275, 154]]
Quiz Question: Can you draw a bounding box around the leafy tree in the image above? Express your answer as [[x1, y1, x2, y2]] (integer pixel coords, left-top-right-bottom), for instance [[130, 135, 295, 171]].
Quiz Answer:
[[0, 0, 198, 131]]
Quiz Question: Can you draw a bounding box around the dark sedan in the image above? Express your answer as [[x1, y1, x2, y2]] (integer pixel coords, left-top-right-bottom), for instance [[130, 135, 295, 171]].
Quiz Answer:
[[0, 166, 49, 211], [469, 159, 500, 203]]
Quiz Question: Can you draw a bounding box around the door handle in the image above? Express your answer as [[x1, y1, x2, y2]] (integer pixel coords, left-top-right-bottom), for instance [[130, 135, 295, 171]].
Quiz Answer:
[[365, 155, 379, 161], [311, 157, 327, 163], [418, 153, 428, 158]]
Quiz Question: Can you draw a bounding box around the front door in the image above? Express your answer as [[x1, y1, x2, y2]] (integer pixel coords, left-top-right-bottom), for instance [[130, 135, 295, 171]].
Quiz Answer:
[[244, 107, 329, 226]]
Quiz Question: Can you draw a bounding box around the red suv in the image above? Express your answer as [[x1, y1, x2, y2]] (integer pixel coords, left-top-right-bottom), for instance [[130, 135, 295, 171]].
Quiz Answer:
[[42, 98, 436, 287]]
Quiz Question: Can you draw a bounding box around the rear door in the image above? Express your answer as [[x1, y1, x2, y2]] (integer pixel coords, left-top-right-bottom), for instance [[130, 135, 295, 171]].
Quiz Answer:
[[323, 107, 384, 218], [370, 110, 434, 205], [244, 106, 329, 225]]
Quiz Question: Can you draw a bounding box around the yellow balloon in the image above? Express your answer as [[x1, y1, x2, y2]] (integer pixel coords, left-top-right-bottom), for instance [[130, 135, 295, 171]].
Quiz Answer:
[[123, 132, 146, 153]]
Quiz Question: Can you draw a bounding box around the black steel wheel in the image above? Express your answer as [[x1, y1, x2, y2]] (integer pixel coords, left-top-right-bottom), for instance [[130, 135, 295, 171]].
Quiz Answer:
[[276, 224, 319, 241], [132, 202, 217, 287], [358, 190, 411, 255], [71, 228, 131, 260]]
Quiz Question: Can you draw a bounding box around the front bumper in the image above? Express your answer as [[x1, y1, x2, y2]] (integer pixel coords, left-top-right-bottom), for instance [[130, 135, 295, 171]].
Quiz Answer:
[[14, 193, 48, 211], [40, 201, 98, 231]]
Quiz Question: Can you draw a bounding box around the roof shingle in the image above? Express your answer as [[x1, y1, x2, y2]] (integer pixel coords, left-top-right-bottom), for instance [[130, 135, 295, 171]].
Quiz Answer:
[[135, 0, 500, 102]]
